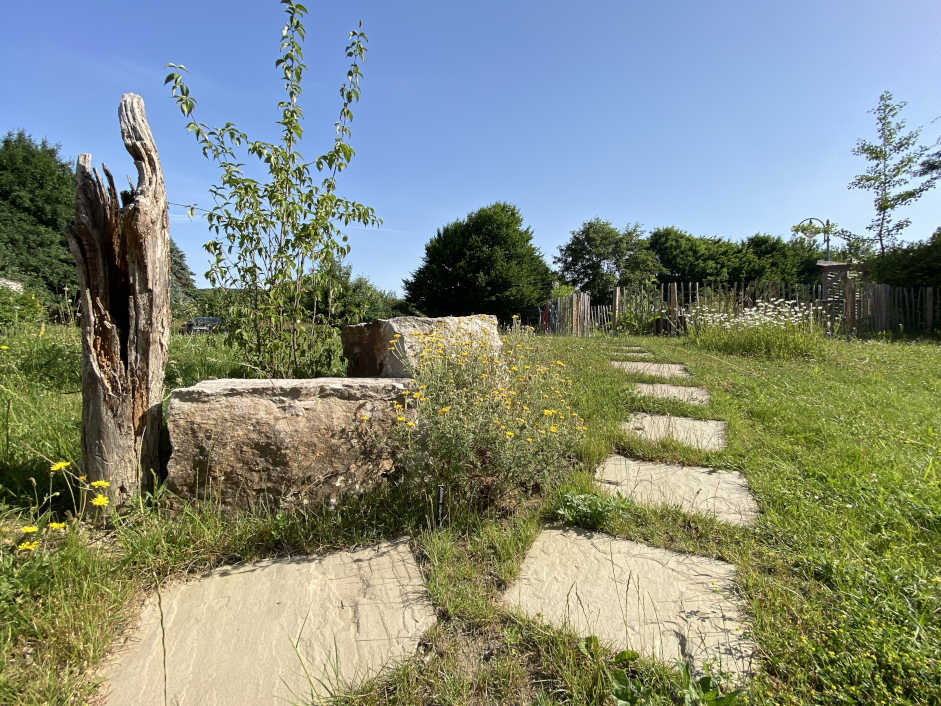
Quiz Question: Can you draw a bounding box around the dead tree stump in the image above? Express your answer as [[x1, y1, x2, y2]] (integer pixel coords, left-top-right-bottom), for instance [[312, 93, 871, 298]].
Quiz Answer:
[[66, 93, 170, 506]]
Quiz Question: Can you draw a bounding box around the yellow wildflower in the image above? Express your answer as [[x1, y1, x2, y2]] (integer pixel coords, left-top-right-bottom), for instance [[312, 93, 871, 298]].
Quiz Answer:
[[20, 525, 38, 534], [406, 421, 416, 428], [17, 540, 39, 552], [78, 475, 86, 481], [0, 345, 7, 351], [549, 425, 558, 433], [396, 416, 407, 422], [48, 522, 67, 531], [438, 406, 451, 415], [526, 437, 534, 443], [505, 431, 515, 439], [50, 461, 70, 472], [91, 480, 110, 488], [91, 494, 109, 507], [360, 415, 370, 421], [543, 409, 556, 416]]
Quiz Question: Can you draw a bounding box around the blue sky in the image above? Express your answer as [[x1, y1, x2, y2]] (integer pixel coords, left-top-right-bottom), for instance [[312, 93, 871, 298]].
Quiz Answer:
[[3, 0, 940, 294]]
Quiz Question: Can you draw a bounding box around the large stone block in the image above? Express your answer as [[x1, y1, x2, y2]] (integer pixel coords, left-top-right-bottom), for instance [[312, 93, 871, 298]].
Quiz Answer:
[[341, 315, 501, 377], [166, 377, 410, 509]]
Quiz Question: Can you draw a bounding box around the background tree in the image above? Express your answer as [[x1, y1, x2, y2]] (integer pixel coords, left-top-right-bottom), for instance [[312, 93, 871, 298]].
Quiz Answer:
[[647, 227, 738, 283], [848, 91, 938, 255], [166, 1, 379, 377], [169, 238, 197, 313], [0, 131, 76, 301], [554, 219, 661, 304], [730, 233, 821, 283], [404, 202, 552, 322]]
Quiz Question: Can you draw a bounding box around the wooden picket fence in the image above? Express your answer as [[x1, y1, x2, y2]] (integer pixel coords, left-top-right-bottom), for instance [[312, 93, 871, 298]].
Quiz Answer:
[[531, 279, 938, 338]]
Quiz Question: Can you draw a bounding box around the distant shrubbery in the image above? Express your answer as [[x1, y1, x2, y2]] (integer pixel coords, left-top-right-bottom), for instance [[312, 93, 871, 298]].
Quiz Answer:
[[864, 228, 941, 287]]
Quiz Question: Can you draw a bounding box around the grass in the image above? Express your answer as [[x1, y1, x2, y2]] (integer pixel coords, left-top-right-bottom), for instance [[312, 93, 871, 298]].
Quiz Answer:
[[0, 321, 939, 704]]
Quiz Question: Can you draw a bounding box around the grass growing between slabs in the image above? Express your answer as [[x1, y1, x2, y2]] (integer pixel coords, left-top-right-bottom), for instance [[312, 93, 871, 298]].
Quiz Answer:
[[1, 321, 939, 704]]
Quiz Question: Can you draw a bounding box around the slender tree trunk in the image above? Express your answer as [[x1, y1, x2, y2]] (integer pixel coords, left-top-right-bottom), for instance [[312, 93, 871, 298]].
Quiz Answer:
[[66, 94, 170, 505]]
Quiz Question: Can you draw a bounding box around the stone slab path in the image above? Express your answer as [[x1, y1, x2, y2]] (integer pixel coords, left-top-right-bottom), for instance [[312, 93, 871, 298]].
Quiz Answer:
[[100, 540, 435, 705], [616, 352, 653, 358], [633, 383, 710, 404], [622, 413, 727, 451], [502, 529, 755, 676], [595, 455, 757, 526], [611, 361, 690, 378]]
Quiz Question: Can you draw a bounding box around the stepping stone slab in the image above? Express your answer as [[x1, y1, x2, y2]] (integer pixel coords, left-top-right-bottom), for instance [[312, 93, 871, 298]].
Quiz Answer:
[[611, 361, 690, 378], [633, 383, 710, 404], [595, 455, 757, 526], [502, 529, 755, 676], [100, 539, 435, 705], [615, 352, 653, 358], [622, 413, 726, 451]]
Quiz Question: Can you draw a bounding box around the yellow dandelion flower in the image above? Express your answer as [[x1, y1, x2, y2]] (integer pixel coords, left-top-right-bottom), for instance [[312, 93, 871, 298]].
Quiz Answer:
[[396, 416, 407, 422], [406, 421, 416, 428], [20, 525, 39, 534], [91, 480, 110, 488], [78, 475, 86, 481], [91, 494, 109, 507], [505, 431, 515, 439], [538, 429, 546, 435], [17, 540, 39, 552], [394, 403, 403, 410], [549, 425, 558, 433], [526, 437, 534, 443], [555, 360, 565, 367], [412, 392, 422, 398], [360, 415, 370, 421], [438, 406, 451, 415], [543, 409, 556, 416], [50, 461, 71, 472], [48, 522, 67, 531], [0, 345, 8, 351]]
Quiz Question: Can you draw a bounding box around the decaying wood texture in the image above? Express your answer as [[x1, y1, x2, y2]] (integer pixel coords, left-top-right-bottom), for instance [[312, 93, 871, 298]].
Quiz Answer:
[[66, 93, 170, 505]]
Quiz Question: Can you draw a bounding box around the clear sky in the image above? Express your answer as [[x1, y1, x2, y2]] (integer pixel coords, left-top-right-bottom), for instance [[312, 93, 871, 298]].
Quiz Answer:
[[3, 0, 940, 293]]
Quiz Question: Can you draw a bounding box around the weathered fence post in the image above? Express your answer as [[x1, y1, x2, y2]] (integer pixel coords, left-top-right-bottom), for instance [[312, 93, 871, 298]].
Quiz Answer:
[[66, 94, 170, 506]]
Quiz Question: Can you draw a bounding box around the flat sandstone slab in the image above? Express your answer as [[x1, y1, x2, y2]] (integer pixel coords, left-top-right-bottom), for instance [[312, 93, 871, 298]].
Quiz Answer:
[[622, 413, 726, 451], [502, 530, 755, 676], [595, 455, 757, 525], [633, 383, 710, 404], [611, 361, 690, 378], [100, 540, 435, 705]]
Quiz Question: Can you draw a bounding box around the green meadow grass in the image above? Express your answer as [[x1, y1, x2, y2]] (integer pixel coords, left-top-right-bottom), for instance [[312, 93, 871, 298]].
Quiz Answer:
[[0, 322, 938, 704]]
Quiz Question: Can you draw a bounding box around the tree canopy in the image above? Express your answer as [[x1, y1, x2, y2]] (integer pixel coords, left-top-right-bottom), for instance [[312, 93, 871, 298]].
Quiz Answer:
[[647, 226, 824, 284], [0, 131, 77, 300], [554, 219, 661, 304], [404, 202, 552, 322], [848, 91, 938, 255]]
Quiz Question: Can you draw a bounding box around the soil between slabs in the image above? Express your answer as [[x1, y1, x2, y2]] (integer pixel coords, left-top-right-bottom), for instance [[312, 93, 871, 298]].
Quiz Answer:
[[595, 454, 757, 526], [98, 539, 435, 705], [502, 529, 756, 677]]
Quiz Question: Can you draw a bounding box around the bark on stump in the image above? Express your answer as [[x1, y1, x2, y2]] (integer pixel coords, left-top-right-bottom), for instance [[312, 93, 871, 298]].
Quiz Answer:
[[66, 94, 170, 505]]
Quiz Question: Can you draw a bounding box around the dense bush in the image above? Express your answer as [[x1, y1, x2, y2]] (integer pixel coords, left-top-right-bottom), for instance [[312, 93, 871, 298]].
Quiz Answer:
[[387, 323, 584, 511], [864, 228, 941, 286]]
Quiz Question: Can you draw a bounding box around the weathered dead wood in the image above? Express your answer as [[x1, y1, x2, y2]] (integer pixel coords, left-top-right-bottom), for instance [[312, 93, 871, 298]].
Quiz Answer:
[[66, 94, 170, 505]]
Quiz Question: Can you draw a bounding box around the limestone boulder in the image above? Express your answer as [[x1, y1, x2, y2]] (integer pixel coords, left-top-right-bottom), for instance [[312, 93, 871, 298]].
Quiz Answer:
[[341, 315, 501, 377], [166, 377, 410, 509]]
